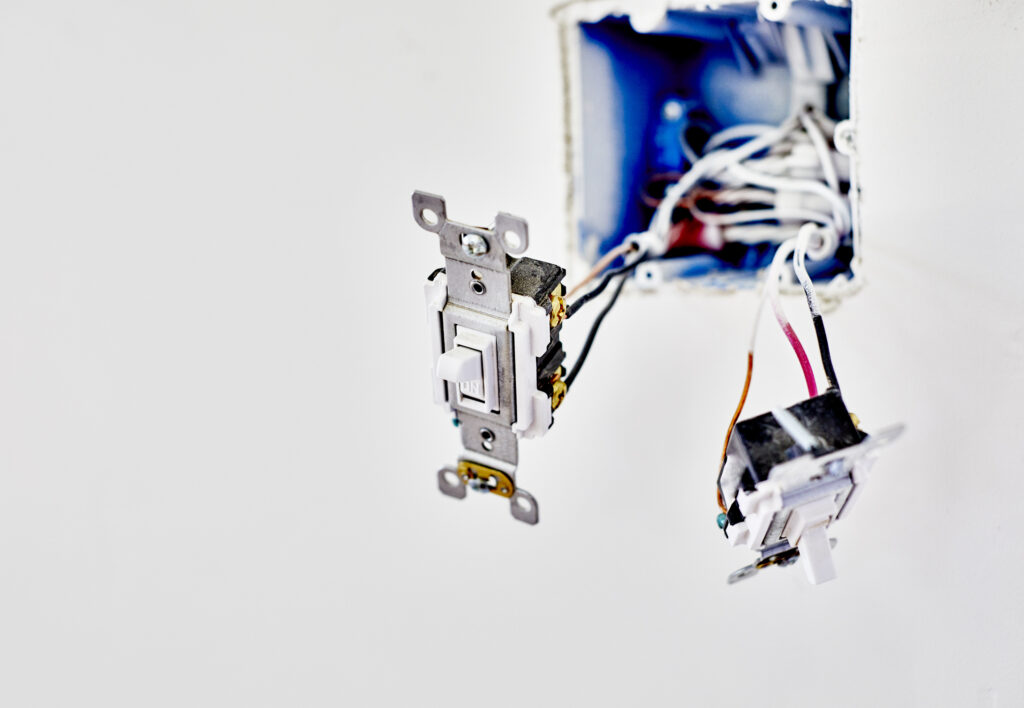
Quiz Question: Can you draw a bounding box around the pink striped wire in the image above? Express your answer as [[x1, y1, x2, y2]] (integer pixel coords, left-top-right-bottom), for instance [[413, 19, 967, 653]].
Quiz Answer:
[[776, 317, 818, 398], [765, 239, 818, 398]]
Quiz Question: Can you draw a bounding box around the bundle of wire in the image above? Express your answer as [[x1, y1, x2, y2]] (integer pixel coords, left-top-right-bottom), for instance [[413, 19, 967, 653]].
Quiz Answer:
[[561, 244, 648, 390], [645, 106, 851, 254]]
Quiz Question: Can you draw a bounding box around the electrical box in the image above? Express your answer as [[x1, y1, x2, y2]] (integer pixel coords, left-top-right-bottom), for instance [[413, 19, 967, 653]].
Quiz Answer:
[[554, 0, 861, 295]]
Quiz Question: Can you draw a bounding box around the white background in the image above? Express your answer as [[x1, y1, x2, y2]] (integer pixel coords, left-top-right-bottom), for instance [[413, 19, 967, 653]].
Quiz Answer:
[[0, 1, 1021, 705]]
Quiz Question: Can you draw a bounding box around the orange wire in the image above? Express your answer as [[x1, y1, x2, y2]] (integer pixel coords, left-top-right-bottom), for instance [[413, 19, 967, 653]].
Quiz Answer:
[[717, 351, 754, 513]]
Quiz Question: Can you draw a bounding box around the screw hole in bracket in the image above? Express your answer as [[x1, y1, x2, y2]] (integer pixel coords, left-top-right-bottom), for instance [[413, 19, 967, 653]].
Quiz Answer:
[[480, 427, 495, 451], [509, 489, 538, 525], [503, 230, 522, 251], [494, 212, 528, 255], [411, 191, 447, 233], [437, 467, 467, 500]]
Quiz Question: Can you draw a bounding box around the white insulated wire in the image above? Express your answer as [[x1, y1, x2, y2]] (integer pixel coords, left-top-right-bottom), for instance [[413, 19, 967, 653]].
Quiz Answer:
[[710, 187, 778, 205], [645, 110, 851, 255], [798, 110, 839, 193], [767, 237, 797, 323], [721, 224, 811, 244], [748, 284, 770, 353], [649, 118, 800, 251], [794, 222, 824, 317], [703, 123, 777, 152], [689, 204, 834, 228], [724, 160, 851, 235]]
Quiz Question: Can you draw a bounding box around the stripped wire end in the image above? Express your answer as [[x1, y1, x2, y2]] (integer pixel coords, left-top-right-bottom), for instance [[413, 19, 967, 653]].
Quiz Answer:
[[566, 241, 638, 300]]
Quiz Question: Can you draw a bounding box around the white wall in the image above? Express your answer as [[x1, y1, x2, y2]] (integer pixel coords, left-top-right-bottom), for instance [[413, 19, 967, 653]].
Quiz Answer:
[[0, 1, 1021, 705]]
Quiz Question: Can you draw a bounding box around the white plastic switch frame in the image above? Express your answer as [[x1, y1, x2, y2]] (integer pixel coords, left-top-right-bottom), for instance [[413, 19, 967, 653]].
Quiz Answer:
[[424, 273, 448, 406], [508, 294, 553, 439]]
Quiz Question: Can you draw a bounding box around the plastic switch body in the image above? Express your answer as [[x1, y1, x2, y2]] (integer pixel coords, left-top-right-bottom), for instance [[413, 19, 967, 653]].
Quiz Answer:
[[720, 390, 904, 584]]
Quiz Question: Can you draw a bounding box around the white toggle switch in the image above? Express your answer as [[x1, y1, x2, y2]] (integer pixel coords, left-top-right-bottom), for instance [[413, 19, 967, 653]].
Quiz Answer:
[[433, 326, 498, 414], [783, 497, 839, 585], [797, 524, 837, 585], [436, 346, 482, 383]]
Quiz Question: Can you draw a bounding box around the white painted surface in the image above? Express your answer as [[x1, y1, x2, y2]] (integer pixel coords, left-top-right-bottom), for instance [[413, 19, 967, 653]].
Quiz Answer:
[[0, 1, 1021, 705]]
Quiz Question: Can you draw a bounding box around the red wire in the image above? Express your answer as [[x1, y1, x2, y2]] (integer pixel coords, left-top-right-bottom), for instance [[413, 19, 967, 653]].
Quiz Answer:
[[778, 319, 818, 398]]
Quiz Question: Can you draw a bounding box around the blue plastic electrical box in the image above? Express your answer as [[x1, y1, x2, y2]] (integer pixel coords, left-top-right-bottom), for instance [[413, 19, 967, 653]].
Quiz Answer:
[[554, 0, 857, 289]]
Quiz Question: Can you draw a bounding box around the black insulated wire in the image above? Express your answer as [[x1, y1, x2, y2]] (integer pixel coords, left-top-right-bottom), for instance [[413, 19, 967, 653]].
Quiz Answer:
[[812, 314, 840, 394], [565, 252, 650, 319], [564, 269, 630, 390]]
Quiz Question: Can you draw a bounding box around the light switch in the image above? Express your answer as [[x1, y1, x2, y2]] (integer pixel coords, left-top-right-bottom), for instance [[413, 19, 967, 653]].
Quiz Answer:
[[436, 346, 482, 383], [435, 326, 498, 413]]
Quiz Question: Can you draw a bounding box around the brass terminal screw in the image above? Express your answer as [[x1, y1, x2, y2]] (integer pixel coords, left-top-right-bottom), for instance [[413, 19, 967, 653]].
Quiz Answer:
[[550, 367, 567, 411], [549, 287, 567, 327]]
